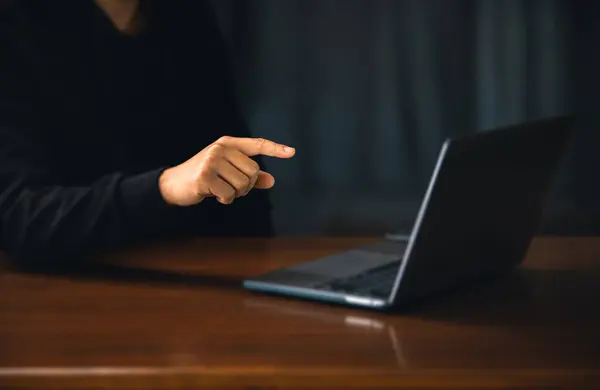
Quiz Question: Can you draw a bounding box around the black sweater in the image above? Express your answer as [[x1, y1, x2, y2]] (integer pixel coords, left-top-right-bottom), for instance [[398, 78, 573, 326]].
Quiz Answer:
[[0, 0, 272, 266]]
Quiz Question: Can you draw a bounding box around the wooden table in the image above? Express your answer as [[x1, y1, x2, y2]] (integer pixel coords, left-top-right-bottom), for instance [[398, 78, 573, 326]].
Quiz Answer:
[[0, 237, 599, 389]]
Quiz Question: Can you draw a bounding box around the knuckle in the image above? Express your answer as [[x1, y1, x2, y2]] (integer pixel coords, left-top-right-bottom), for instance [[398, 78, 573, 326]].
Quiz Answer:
[[231, 181, 242, 191], [255, 138, 267, 149], [204, 155, 218, 166], [226, 187, 236, 199], [237, 176, 251, 191], [197, 162, 215, 179], [207, 143, 225, 157], [197, 171, 213, 184], [218, 187, 236, 204], [198, 170, 211, 180], [249, 160, 260, 176], [216, 135, 232, 144]]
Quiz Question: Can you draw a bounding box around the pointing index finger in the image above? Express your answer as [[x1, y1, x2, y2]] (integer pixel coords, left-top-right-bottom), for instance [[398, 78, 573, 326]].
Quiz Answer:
[[216, 136, 295, 158]]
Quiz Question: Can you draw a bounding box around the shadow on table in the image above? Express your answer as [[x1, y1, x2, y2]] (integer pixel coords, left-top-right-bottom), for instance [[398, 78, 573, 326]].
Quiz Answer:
[[395, 268, 600, 326], [13, 262, 242, 291]]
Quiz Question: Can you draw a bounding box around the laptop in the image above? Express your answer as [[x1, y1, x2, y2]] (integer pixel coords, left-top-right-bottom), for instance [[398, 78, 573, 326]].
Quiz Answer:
[[243, 116, 574, 310]]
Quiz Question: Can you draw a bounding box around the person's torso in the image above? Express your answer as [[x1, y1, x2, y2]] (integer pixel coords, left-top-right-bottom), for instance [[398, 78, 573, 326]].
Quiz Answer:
[[18, 0, 232, 185], [3, 0, 272, 238]]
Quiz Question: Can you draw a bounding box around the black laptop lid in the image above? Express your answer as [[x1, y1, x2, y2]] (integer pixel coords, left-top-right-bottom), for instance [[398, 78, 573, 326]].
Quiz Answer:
[[391, 116, 574, 303]]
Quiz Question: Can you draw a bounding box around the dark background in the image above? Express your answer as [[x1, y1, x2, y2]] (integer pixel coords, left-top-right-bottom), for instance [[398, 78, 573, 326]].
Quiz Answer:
[[207, 0, 598, 237]]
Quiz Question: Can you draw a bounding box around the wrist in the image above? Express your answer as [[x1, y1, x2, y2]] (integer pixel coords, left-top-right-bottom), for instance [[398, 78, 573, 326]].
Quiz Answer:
[[158, 167, 177, 206]]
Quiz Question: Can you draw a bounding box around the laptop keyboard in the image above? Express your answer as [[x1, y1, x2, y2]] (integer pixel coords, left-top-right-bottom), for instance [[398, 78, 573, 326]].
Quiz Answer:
[[357, 239, 408, 255], [317, 260, 402, 298]]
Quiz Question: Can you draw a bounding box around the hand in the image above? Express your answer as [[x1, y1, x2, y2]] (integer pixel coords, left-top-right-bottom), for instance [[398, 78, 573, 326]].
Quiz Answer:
[[158, 136, 295, 206]]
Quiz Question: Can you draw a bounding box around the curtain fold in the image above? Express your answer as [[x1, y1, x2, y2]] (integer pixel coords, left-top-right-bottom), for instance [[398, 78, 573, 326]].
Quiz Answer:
[[210, 0, 575, 235]]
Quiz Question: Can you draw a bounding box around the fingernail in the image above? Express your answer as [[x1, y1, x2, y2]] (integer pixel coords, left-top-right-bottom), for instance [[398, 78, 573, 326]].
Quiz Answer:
[[283, 146, 294, 153]]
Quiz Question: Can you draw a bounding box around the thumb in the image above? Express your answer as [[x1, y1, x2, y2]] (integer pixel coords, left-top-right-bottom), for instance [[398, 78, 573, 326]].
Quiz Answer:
[[254, 171, 275, 189]]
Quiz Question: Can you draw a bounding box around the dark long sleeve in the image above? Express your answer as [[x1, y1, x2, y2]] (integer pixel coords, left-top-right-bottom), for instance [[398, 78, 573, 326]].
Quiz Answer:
[[0, 116, 184, 266], [0, 8, 186, 266]]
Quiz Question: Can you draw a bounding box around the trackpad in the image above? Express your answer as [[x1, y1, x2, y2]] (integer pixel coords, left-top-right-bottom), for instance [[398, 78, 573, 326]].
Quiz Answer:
[[289, 250, 400, 279]]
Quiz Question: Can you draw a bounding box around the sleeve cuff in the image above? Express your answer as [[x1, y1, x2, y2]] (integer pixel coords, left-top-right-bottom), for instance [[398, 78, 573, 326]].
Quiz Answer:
[[119, 168, 185, 236]]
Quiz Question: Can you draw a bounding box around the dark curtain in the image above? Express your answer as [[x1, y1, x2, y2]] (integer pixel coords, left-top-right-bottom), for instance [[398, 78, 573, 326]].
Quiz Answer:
[[209, 0, 587, 236]]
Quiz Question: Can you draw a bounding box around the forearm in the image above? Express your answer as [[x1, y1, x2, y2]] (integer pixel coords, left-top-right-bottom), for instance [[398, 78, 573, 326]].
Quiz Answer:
[[0, 168, 181, 267]]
